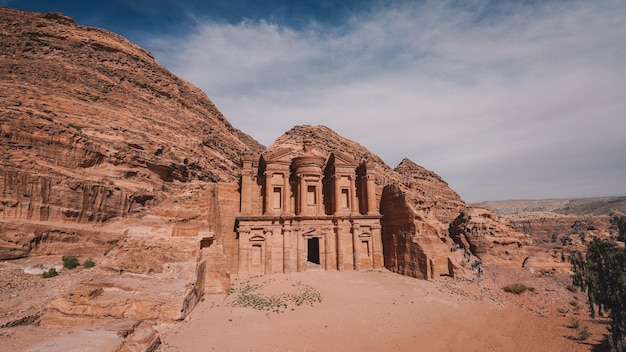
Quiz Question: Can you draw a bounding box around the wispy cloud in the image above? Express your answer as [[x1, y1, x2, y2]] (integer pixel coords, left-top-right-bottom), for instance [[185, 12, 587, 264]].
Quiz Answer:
[[151, 0, 626, 202]]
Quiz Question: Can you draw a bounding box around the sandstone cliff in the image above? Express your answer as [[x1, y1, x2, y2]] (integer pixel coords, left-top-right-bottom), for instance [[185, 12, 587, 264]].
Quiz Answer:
[[394, 158, 465, 226], [449, 206, 533, 267], [0, 7, 263, 349], [0, 7, 263, 233]]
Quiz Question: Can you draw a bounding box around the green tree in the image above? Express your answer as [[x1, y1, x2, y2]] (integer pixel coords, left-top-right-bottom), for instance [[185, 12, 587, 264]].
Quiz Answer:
[[571, 237, 626, 351], [613, 215, 626, 242]]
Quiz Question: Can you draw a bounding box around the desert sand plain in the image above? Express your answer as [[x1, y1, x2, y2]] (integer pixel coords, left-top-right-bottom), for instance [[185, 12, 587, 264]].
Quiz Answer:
[[160, 268, 606, 352], [0, 254, 610, 351]]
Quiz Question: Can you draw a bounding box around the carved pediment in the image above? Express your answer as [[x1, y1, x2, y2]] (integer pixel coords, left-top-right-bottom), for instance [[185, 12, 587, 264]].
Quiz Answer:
[[328, 152, 357, 167], [263, 148, 292, 162]]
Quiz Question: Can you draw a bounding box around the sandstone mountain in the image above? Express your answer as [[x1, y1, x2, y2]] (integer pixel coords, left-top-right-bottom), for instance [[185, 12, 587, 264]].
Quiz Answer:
[[0, 6, 561, 351], [1, 6, 263, 232], [0, 7, 263, 349]]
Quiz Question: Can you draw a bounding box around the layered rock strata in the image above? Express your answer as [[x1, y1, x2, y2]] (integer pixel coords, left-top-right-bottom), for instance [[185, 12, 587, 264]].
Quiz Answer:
[[0, 7, 263, 231]]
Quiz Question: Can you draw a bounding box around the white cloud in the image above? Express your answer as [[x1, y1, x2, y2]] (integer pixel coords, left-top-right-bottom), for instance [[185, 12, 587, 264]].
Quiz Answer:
[[151, 0, 626, 202]]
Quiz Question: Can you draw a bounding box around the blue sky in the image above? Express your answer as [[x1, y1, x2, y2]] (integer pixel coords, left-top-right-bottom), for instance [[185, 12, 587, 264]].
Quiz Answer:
[[4, 0, 626, 203]]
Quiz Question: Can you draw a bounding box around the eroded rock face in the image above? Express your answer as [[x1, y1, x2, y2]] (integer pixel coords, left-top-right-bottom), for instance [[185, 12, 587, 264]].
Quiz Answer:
[[381, 184, 454, 279], [449, 206, 533, 266], [36, 220, 205, 350], [393, 158, 465, 226], [0, 220, 123, 260], [505, 212, 612, 245], [0, 7, 264, 230], [0, 7, 262, 349]]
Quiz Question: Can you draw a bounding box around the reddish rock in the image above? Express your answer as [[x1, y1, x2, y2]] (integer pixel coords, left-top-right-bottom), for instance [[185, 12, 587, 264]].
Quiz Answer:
[[0, 7, 263, 231], [393, 158, 465, 225], [449, 206, 533, 267], [505, 212, 611, 245]]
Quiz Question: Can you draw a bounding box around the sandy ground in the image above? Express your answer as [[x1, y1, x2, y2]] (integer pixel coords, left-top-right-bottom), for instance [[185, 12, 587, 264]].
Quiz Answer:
[[159, 269, 606, 352]]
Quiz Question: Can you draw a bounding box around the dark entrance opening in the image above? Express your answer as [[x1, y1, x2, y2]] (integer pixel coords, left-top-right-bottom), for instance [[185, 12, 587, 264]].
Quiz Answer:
[[307, 237, 320, 264]]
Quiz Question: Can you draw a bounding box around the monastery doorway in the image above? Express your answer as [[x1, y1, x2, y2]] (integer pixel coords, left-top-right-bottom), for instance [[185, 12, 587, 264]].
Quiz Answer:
[[307, 237, 320, 265], [249, 236, 265, 275]]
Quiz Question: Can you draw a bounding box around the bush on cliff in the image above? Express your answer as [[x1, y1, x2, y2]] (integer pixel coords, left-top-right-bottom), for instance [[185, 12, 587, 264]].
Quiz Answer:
[[42, 268, 58, 278], [83, 258, 95, 268], [62, 255, 79, 269]]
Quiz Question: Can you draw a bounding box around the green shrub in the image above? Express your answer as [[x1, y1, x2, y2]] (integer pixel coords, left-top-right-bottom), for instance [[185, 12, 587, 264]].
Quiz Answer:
[[570, 318, 580, 329], [42, 268, 58, 278], [566, 284, 578, 293], [571, 238, 626, 351], [83, 258, 95, 268], [502, 283, 534, 294], [62, 255, 79, 269]]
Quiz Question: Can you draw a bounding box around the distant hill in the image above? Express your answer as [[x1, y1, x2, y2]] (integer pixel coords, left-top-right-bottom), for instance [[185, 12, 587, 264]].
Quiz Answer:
[[476, 196, 626, 216]]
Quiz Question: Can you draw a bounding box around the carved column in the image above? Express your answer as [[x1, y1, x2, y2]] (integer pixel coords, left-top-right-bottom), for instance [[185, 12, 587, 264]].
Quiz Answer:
[[282, 173, 291, 215], [319, 235, 326, 270], [316, 177, 324, 215], [335, 225, 343, 271], [297, 230, 305, 272], [264, 171, 272, 215], [333, 175, 341, 214], [241, 177, 252, 215], [299, 174, 307, 215], [371, 224, 383, 268], [264, 229, 272, 274], [366, 175, 378, 215], [238, 227, 250, 274], [240, 153, 255, 215], [350, 175, 359, 215], [283, 226, 290, 273], [324, 230, 332, 270], [352, 223, 360, 271]]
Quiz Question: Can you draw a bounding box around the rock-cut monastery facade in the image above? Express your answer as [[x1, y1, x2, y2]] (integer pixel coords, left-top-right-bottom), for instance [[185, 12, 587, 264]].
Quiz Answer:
[[236, 140, 383, 276]]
